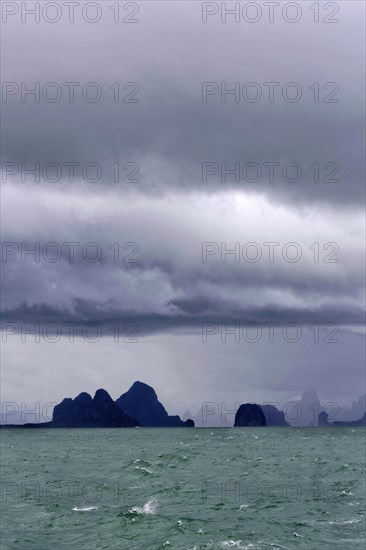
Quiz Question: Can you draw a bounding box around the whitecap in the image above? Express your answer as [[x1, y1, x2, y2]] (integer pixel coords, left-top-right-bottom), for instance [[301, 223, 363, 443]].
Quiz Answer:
[[72, 506, 98, 512], [130, 497, 158, 515], [221, 542, 257, 549], [221, 541, 243, 548], [327, 517, 361, 525], [135, 466, 152, 475], [221, 542, 260, 549]]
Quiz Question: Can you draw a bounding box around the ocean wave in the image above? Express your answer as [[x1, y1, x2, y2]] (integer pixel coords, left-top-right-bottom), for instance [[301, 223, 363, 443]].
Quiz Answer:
[[134, 466, 153, 475], [133, 459, 152, 465], [221, 542, 245, 548], [325, 517, 362, 525], [221, 542, 261, 549], [72, 506, 98, 512], [130, 497, 158, 515]]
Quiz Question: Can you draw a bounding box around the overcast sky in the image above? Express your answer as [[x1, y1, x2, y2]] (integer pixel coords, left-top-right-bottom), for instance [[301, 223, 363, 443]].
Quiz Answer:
[[1, 1, 365, 416]]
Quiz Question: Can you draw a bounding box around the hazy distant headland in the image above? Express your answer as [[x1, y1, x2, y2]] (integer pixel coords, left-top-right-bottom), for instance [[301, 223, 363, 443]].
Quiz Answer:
[[1, 382, 365, 429]]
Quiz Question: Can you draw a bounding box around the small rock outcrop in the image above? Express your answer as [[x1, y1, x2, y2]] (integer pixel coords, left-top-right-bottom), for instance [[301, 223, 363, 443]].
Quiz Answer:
[[319, 411, 366, 427], [318, 411, 329, 426], [116, 381, 194, 427], [52, 389, 139, 427], [352, 412, 366, 426], [234, 404, 266, 427]]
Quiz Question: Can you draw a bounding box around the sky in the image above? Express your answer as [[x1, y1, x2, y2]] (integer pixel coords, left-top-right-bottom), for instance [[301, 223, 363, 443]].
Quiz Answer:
[[1, 0, 365, 418]]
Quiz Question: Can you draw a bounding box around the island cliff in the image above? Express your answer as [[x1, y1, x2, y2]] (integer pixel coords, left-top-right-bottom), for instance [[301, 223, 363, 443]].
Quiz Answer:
[[260, 405, 289, 427], [234, 404, 267, 427], [116, 381, 194, 427], [52, 389, 139, 427]]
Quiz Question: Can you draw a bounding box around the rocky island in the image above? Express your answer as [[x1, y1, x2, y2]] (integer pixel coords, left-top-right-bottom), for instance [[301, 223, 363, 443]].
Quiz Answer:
[[1, 382, 194, 428], [234, 404, 267, 427], [116, 381, 194, 427], [52, 389, 139, 428]]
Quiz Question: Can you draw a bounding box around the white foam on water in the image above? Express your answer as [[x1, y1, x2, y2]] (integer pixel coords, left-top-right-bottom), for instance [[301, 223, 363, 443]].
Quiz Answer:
[[266, 544, 291, 550], [221, 542, 264, 550], [327, 517, 362, 525], [72, 506, 98, 512], [134, 466, 152, 475], [221, 542, 256, 549], [130, 497, 158, 515]]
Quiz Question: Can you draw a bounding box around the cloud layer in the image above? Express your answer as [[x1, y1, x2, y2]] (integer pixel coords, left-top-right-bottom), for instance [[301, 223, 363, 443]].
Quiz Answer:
[[1, 1, 365, 407]]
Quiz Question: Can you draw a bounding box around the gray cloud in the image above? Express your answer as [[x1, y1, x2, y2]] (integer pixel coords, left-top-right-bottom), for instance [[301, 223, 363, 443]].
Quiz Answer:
[[1, 1, 364, 207], [1, 1, 365, 408], [1, 187, 364, 331]]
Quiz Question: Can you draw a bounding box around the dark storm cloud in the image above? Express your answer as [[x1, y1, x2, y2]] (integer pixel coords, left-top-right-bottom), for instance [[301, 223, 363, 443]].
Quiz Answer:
[[1, 186, 364, 330], [1, 82, 364, 209], [3, 302, 363, 334], [1, 1, 364, 208]]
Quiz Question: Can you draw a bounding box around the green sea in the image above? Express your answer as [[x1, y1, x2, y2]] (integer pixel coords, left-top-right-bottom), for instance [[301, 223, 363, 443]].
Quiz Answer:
[[0, 427, 365, 549]]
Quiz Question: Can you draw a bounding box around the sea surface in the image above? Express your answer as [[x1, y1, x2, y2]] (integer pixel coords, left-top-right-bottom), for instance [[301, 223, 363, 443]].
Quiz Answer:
[[0, 427, 365, 549]]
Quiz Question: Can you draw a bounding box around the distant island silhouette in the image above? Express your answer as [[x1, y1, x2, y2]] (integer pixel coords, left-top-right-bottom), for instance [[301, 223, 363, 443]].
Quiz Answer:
[[1, 382, 365, 428]]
